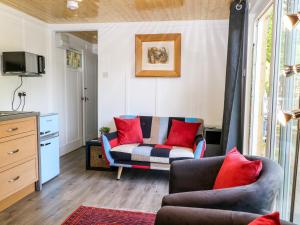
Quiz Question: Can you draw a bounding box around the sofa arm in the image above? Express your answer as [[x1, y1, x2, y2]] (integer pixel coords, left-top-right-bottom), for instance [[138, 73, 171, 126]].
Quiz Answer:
[[102, 131, 119, 165], [169, 157, 224, 193], [163, 184, 265, 214], [155, 206, 296, 225], [155, 206, 253, 225]]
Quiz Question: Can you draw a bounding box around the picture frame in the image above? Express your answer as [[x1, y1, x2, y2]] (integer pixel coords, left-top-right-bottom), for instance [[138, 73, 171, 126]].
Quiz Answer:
[[135, 33, 181, 77], [66, 49, 82, 70]]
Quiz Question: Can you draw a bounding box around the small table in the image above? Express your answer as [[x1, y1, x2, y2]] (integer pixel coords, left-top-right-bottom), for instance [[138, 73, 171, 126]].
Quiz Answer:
[[204, 126, 222, 157], [86, 139, 111, 170]]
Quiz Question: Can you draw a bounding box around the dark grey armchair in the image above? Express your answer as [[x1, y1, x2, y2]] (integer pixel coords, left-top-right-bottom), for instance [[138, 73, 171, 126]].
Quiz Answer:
[[155, 207, 296, 225], [162, 156, 283, 214]]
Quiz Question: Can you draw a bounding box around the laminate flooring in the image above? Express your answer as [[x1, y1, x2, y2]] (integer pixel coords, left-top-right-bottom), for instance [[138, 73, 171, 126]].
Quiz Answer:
[[0, 147, 169, 225]]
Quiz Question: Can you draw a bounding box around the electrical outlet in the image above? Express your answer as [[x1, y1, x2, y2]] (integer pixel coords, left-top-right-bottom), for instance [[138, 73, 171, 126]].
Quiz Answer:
[[18, 92, 22, 97], [22, 92, 26, 96]]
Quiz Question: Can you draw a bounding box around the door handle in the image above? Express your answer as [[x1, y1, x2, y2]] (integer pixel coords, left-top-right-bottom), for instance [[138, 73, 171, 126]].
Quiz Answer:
[[8, 149, 19, 155], [7, 127, 18, 132], [41, 142, 51, 147], [8, 176, 20, 183]]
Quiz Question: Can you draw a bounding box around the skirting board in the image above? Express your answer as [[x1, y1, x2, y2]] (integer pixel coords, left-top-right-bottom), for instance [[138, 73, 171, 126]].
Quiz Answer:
[[0, 183, 35, 212], [60, 139, 83, 156]]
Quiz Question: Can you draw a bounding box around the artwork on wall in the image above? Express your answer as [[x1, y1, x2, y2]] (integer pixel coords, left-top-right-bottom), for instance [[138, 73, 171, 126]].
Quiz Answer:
[[66, 49, 82, 69], [135, 33, 181, 77]]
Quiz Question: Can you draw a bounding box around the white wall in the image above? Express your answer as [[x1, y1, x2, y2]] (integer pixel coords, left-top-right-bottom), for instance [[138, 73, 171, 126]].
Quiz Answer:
[[50, 20, 229, 129], [0, 3, 52, 113], [0, 2, 229, 155]]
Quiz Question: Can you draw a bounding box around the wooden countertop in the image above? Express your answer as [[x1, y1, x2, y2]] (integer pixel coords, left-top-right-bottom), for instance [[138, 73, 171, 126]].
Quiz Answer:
[[0, 112, 39, 122]]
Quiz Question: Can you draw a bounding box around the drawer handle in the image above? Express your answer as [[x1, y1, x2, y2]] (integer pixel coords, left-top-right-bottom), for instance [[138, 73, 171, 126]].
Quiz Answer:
[[8, 176, 20, 183], [7, 127, 18, 132], [40, 130, 51, 136], [8, 149, 20, 155], [41, 142, 51, 147]]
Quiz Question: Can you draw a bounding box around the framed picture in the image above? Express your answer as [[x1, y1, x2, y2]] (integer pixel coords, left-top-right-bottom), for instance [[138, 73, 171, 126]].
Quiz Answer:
[[66, 49, 82, 70], [135, 33, 181, 77]]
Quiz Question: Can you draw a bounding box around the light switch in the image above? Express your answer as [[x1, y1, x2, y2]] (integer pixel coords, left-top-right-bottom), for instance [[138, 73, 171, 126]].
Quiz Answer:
[[103, 72, 108, 78]]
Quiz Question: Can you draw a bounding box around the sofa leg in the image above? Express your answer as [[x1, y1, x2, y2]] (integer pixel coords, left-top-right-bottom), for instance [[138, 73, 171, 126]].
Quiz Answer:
[[117, 166, 123, 180]]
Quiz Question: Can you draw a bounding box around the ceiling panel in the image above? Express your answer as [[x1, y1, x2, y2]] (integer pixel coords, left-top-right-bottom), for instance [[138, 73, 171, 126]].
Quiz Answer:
[[0, 0, 231, 24]]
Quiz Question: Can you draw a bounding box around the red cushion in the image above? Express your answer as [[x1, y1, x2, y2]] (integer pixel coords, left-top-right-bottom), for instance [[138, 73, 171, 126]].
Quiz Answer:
[[248, 212, 280, 225], [213, 147, 262, 189], [165, 120, 201, 148], [114, 117, 143, 145]]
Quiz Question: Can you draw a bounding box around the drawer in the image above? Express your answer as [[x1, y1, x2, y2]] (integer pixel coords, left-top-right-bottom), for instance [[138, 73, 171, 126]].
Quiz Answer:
[[0, 135, 37, 169], [40, 114, 59, 136], [0, 159, 37, 201], [40, 136, 60, 184], [0, 117, 36, 139]]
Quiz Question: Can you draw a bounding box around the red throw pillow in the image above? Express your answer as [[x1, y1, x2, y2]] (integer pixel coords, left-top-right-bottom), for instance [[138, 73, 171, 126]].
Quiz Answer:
[[248, 212, 280, 225], [213, 147, 262, 189], [114, 117, 143, 145], [165, 120, 201, 148]]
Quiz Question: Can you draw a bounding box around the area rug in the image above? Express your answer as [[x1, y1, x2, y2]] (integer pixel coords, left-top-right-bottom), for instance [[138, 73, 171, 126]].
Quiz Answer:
[[62, 206, 156, 225]]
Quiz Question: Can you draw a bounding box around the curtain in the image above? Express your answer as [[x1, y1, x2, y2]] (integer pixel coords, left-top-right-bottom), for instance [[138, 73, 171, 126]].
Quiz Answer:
[[221, 0, 248, 154]]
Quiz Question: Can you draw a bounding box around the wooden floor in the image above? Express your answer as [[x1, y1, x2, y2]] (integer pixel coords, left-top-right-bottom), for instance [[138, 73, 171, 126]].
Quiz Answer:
[[0, 148, 169, 225]]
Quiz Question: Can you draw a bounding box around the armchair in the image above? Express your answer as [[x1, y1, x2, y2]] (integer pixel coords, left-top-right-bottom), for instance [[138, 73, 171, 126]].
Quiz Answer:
[[162, 156, 283, 214]]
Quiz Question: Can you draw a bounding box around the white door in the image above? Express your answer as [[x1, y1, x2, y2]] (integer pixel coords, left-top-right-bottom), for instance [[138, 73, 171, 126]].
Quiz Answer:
[[83, 51, 98, 141], [66, 67, 83, 150]]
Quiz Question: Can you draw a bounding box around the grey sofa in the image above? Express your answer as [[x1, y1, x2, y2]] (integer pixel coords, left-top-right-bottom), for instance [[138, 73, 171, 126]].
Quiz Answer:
[[155, 207, 296, 225], [162, 155, 283, 214]]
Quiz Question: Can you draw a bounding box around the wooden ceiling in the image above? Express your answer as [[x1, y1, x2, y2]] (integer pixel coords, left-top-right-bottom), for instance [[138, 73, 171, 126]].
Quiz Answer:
[[68, 31, 98, 44], [0, 0, 231, 24]]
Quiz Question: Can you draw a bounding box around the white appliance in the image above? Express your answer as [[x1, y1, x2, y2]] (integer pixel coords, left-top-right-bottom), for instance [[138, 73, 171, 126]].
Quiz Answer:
[[40, 113, 60, 184]]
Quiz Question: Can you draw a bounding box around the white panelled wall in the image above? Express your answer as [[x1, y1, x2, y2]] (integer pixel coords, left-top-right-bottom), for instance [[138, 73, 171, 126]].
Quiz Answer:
[[0, 3, 52, 113], [93, 21, 229, 129], [0, 2, 229, 155]]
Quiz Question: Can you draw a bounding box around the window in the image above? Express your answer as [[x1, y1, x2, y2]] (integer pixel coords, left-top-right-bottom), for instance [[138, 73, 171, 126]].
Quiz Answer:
[[250, 5, 274, 157], [250, 0, 300, 222], [272, 0, 300, 221]]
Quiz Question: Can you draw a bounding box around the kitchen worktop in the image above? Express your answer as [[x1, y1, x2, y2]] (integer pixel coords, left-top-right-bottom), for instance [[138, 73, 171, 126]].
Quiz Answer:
[[0, 111, 39, 122]]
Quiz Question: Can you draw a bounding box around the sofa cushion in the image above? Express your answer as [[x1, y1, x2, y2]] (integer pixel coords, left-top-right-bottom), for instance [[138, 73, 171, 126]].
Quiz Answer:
[[213, 148, 263, 190], [165, 120, 201, 148], [114, 117, 143, 145], [248, 212, 280, 225], [110, 144, 194, 164]]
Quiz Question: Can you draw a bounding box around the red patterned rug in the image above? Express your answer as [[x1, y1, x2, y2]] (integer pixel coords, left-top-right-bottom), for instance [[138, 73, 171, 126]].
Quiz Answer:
[[62, 206, 156, 225]]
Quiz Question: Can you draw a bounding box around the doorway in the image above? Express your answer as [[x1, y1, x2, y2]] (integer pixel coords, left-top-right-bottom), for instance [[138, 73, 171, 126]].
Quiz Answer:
[[55, 30, 98, 153]]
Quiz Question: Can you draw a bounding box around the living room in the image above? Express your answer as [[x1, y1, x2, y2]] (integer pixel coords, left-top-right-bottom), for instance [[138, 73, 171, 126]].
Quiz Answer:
[[0, 0, 299, 225]]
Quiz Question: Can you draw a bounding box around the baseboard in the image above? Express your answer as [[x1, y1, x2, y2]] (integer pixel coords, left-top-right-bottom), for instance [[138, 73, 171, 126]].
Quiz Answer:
[[0, 183, 35, 212], [60, 139, 83, 156]]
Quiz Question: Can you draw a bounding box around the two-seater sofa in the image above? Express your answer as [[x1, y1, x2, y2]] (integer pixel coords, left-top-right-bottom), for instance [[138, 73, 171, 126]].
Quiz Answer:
[[102, 116, 206, 179]]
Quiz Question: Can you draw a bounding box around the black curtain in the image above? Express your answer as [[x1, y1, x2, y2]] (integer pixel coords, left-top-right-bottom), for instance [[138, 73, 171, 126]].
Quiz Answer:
[[221, 0, 248, 154]]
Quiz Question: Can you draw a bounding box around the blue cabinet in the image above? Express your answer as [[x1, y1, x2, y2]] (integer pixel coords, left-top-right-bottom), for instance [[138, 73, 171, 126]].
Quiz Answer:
[[40, 114, 59, 137], [40, 113, 60, 185], [40, 136, 60, 184]]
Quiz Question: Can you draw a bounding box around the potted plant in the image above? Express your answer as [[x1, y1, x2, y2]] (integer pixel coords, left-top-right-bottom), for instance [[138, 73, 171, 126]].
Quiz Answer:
[[99, 127, 110, 142]]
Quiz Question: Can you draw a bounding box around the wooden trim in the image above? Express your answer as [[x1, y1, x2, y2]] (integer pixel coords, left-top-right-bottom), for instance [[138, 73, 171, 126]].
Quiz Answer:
[[0, 183, 35, 212], [135, 33, 181, 77]]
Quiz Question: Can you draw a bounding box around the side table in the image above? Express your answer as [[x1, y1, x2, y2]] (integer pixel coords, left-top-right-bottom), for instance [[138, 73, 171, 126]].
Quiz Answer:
[[86, 139, 111, 170]]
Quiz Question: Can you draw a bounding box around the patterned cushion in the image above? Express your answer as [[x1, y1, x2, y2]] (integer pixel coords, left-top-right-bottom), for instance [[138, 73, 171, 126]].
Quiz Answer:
[[110, 143, 194, 165]]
